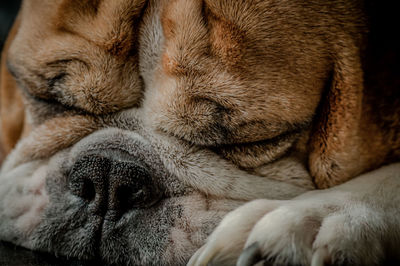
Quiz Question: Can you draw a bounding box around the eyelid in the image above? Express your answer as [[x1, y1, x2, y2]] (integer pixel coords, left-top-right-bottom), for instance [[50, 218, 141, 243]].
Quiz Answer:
[[6, 58, 88, 115], [27, 88, 88, 116], [47, 72, 67, 89], [45, 58, 88, 69], [45, 59, 73, 67]]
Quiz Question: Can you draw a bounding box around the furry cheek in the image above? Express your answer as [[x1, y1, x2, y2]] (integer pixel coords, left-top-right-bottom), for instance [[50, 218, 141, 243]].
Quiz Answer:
[[0, 161, 49, 245]]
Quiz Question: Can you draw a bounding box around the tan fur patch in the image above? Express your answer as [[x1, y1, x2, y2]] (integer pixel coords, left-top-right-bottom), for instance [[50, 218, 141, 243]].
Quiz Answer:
[[208, 12, 245, 66], [0, 15, 26, 160]]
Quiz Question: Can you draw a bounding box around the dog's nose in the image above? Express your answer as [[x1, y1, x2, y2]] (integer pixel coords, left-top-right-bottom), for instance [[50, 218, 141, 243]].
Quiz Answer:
[[68, 154, 160, 219]]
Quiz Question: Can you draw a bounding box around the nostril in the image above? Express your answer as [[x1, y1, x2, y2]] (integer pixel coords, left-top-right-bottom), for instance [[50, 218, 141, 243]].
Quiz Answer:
[[69, 175, 96, 202], [68, 155, 111, 204], [117, 185, 142, 214], [68, 153, 162, 219], [109, 162, 161, 214], [81, 179, 96, 201], [117, 183, 152, 212]]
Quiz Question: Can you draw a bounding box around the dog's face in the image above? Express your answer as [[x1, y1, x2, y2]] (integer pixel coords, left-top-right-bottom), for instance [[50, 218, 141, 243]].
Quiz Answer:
[[7, 0, 146, 117], [1, 0, 370, 264]]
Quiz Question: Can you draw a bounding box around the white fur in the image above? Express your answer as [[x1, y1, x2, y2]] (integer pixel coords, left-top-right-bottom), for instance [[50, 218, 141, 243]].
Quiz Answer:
[[188, 163, 400, 265], [140, 123, 314, 200], [138, 0, 164, 88], [0, 160, 49, 248]]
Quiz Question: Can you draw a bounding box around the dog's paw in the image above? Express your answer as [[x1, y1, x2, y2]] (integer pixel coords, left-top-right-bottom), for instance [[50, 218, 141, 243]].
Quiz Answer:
[[187, 199, 283, 266], [188, 191, 387, 266]]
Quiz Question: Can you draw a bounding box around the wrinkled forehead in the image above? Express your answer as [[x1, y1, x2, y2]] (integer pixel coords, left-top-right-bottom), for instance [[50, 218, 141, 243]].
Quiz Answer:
[[18, 0, 146, 46]]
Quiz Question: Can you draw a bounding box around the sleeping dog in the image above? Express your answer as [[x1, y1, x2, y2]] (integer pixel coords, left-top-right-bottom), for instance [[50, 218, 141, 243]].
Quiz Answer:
[[0, 0, 399, 265]]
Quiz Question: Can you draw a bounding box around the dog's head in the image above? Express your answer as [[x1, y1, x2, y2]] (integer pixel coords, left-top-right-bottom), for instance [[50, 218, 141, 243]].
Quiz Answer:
[[1, 0, 394, 264]]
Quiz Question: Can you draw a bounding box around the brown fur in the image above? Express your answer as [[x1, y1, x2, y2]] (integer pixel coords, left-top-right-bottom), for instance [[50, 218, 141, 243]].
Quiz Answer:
[[1, 0, 399, 189], [5, 0, 146, 116], [0, 15, 26, 161], [148, 0, 400, 187], [0, 0, 148, 164]]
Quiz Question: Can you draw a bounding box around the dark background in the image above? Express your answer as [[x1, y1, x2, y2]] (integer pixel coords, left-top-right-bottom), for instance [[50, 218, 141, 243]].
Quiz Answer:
[[0, 0, 21, 52]]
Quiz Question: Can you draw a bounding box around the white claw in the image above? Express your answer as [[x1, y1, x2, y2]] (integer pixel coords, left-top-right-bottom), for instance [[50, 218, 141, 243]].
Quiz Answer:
[[311, 246, 330, 266], [187, 244, 214, 266]]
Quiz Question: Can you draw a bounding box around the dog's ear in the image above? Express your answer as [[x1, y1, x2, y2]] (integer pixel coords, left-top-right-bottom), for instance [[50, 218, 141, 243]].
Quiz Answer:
[[308, 36, 379, 189], [0, 15, 26, 163]]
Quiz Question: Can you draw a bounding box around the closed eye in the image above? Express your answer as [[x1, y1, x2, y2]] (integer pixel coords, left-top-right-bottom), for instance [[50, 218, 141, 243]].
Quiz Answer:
[[6, 59, 88, 115], [47, 72, 67, 91]]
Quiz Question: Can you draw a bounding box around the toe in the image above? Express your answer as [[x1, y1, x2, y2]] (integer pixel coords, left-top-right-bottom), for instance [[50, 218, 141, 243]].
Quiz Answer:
[[311, 246, 331, 266], [187, 245, 207, 266], [237, 242, 262, 266]]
